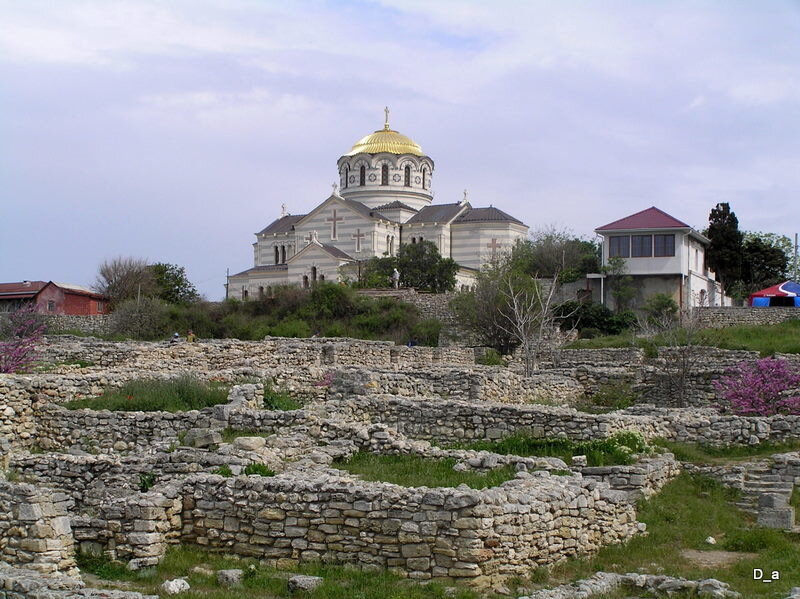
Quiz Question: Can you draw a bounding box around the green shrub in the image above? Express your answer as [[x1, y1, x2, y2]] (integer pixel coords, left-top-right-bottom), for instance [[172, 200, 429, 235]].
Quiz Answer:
[[477, 348, 505, 366], [309, 283, 356, 319], [642, 293, 679, 325], [410, 319, 442, 347], [243, 463, 275, 477], [269, 318, 311, 338], [211, 465, 233, 477], [61, 375, 229, 412], [138, 472, 156, 492], [589, 381, 638, 410]]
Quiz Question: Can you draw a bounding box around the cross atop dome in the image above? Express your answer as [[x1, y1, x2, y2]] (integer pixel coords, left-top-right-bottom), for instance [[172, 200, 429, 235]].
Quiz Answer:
[[384, 106, 390, 130]]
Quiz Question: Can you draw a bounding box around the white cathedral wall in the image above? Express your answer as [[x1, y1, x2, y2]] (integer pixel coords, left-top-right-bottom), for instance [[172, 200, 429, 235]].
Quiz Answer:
[[295, 202, 400, 259], [287, 247, 347, 285], [228, 270, 289, 300], [254, 234, 295, 267], [450, 223, 528, 270]]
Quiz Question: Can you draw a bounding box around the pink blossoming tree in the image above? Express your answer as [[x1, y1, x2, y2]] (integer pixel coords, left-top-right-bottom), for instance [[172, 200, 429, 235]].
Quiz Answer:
[[714, 357, 800, 416], [0, 304, 46, 373]]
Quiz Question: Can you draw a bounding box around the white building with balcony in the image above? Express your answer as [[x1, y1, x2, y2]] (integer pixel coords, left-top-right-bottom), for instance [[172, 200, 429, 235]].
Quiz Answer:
[[593, 206, 727, 309]]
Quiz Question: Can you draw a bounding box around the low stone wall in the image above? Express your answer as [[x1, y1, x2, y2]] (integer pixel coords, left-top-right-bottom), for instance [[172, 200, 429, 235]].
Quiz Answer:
[[35, 405, 220, 453], [71, 481, 183, 570], [0, 480, 76, 575], [580, 455, 680, 499], [329, 367, 583, 406], [694, 306, 800, 328], [0, 562, 158, 598], [329, 395, 800, 447], [43, 315, 110, 336], [0, 376, 45, 451], [39, 336, 476, 371], [180, 470, 640, 583]]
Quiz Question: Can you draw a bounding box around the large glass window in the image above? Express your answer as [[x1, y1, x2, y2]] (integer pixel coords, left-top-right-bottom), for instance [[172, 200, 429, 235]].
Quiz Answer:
[[404, 165, 411, 186], [609, 236, 630, 258], [631, 235, 652, 257], [654, 234, 675, 257], [359, 166, 365, 186], [381, 164, 389, 185]]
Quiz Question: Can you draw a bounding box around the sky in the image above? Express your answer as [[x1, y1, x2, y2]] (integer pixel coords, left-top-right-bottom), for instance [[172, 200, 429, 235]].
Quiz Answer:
[[1, 0, 799, 299]]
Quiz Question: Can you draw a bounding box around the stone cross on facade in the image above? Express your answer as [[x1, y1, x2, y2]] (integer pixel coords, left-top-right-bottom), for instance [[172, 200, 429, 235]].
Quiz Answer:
[[463, 189, 468, 203], [331, 182, 338, 195], [351, 228, 365, 252], [486, 238, 502, 259], [280, 203, 287, 217], [326, 209, 344, 240]]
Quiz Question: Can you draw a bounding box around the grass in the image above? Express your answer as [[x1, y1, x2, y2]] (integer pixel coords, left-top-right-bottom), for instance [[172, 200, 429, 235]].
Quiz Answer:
[[544, 473, 800, 597], [334, 453, 518, 489], [567, 319, 800, 356], [77, 546, 484, 599], [263, 384, 302, 411], [653, 439, 800, 464], [455, 431, 649, 467], [61, 375, 229, 412], [220, 428, 271, 443], [243, 463, 275, 476], [211, 465, 233, 477]]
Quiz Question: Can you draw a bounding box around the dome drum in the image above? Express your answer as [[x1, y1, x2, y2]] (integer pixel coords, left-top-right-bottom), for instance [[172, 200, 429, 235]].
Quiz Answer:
[[337, 120, 434, 213]]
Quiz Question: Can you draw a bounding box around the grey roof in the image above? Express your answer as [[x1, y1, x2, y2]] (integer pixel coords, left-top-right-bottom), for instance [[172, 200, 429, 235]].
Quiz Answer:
[[319, 243, 355, 261], [454, 206, 525, 225], [257, 214, 305, 235], [406, 203, 467, 224], [374, 200, 418, 212], [337, 196, 390, 221], [229, 264, 288, 278]]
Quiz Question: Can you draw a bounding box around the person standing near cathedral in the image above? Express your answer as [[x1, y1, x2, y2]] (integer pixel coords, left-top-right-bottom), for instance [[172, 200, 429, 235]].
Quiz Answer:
[[392, 268, 400, 289]]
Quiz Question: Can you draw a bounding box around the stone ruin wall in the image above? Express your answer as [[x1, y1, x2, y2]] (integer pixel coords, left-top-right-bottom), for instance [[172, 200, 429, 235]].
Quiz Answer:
[[328, 393, 800, 448], [693, 306, 800, 328], [0, 480, 76, 575], [4, 335, 800, 587], [179, 472, 639, 582]]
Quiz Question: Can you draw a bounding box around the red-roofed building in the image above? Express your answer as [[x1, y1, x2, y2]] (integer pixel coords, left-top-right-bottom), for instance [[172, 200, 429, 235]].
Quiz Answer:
[[0, 281, 109, 315], [592, 207, 728, 309]]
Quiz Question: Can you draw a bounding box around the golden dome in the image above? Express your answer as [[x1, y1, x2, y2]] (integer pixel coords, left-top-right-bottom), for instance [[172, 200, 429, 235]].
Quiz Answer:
[[344, 127, 424, 156]]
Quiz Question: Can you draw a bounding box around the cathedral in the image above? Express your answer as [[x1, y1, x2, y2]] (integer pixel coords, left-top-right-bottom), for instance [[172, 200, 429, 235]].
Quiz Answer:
[[227, 110, 529, 299]]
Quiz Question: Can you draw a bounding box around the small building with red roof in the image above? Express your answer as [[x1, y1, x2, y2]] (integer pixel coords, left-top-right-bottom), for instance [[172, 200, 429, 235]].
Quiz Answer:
[[593, 207, 727, 309], [0, 281, 109, 315]]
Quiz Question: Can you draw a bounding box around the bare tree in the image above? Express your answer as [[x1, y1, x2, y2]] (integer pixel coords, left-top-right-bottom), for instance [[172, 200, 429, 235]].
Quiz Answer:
[[94, 257, 156, 307], [496, 272, 575, 376]]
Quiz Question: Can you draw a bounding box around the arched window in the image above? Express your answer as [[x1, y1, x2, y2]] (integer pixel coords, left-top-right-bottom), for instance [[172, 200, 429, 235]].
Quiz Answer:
[[319, 274, 325, 282], [311, 266, 317, 282], [267, 285, 272, 297], [404, 165, 411, 187], [359, 165, 365, 186], [422, 168, 427, 189], [344, 166, 349, 189], [386, 235, 391, 253], [242, 288, 248, 300], [281, 245, 286, 264], [303, 275, 309, 289], [411, 237, 416, 244], [381, 164, 389, 185], [274, 247, 279, 265], [258, 286, 264, 299]]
